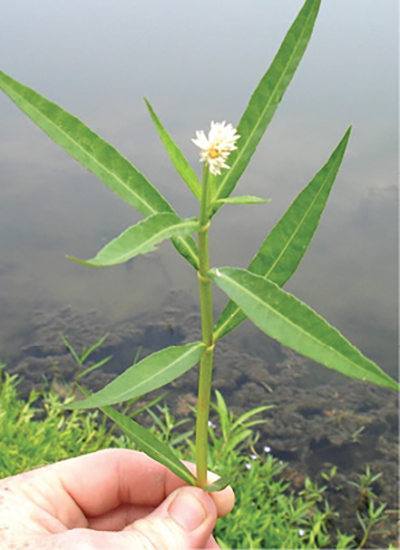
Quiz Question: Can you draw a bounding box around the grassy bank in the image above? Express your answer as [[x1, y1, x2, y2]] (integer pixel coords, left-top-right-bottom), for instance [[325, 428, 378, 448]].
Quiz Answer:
[[0, 365, 395, 549]]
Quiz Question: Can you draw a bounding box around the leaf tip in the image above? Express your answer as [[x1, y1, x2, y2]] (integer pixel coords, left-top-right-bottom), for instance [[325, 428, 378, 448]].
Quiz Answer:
[[203, 476, 233, 492], [66, 254, 87, 266], [66, 254, 80, 263]]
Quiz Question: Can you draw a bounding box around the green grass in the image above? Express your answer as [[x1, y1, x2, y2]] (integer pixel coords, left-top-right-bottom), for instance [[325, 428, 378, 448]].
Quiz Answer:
[[0, 364, 394, 549], [0, 372, 117, 476]]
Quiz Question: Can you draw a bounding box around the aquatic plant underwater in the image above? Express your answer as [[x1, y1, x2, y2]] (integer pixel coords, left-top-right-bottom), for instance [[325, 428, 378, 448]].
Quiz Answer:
[[0, 0, 398, 495]]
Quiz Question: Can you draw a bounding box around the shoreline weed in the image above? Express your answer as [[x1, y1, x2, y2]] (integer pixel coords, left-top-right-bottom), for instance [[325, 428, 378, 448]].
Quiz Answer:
[[0, 365, 394, 549]]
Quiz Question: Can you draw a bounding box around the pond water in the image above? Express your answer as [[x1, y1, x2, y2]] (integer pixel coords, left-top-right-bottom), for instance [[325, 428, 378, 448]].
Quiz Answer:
[[0, 0, 398, 540], [0, 0, 397, 372]]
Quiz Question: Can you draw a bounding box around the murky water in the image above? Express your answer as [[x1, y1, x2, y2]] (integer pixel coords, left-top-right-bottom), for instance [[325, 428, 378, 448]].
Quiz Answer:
[[0, 1, 398, 540], [0, 0, 397, 374]]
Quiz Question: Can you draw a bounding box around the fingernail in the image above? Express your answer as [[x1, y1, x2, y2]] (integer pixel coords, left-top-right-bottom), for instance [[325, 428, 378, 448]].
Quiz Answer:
[[168, 489, 207, 531]]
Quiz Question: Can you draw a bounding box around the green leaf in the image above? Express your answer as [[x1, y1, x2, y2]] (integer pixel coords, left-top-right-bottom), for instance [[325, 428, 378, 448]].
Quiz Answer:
[[0, 70, 199, 270], [66, 342, 205, 409], [68, 213, 198, 267], [203, 476, 234, 492], [231, 405, 274, 432], [171, 234, 199, 270], [214, 389, 230, 441], [214, 127, 351, 340], [210, 267, 399, 391], [75, 386, 195, 484], [224, 430, 253, 454], [76, 356, 113, 380], [248, 128, 351, 286], [101, 405, 197, 486], [145, 99, 202, 200], [214, 196, 271, 205], [214, 0, 321, 205], [79, 332, 110, 363]]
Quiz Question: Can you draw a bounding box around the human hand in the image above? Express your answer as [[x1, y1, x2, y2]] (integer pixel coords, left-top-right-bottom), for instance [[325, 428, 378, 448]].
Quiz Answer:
[[0, 448, 234, 549]]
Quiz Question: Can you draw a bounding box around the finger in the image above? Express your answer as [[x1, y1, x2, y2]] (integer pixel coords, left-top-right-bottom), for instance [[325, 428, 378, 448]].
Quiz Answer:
[[85, 459, 234, 531], [123, 486, 218, 550], [165, 463, 234, 518], [49, 449, 234, 524], [60, 448, 186, 511], [205, 534, 221, 549], [87, 503, 155, 531], [204, 474, 235, 518], [50, 486, 220, 550]]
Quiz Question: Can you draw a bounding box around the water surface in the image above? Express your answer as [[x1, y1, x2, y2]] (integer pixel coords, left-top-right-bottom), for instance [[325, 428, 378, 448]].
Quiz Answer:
[[0, 1, 397, 373]]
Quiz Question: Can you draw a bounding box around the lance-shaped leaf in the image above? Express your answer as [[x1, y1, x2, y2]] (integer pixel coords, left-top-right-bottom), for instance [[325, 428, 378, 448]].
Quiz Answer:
[[101, 405, 197, 485], [145, 99, 202, 201], [67, 342, 205, 409], [0, 70, 199, 269], [101, 405, 229, 491], [68, 213, 199, 267], [214, 127, 351, 341], [213, 0, 321, 206], [210, 267, 399, 391]]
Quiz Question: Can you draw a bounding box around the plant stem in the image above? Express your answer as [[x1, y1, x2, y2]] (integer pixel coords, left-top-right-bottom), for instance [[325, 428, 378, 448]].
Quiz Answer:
[[358, 520, 372, 549], [195, 166, 215, 488]]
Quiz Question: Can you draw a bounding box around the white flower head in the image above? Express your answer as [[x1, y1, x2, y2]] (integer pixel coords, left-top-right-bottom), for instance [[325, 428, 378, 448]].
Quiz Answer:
[[192, 121, 240, 175]]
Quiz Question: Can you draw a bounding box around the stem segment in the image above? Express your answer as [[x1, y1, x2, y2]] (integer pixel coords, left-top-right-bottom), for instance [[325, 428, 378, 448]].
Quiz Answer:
[[195, 166, 215, 487]]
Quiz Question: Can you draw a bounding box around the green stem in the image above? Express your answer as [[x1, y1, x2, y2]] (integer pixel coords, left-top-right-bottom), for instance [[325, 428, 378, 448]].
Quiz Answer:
[[358, 522, 372, 549], [195, 166, 215, 488]]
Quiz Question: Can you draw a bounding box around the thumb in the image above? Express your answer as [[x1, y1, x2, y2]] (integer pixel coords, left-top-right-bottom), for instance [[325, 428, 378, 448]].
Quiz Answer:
[[123, 486, 218, 550]]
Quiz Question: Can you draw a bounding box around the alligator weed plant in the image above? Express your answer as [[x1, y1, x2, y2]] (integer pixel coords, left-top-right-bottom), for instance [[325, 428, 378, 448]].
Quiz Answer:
[[0, 0, 398, 492]]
